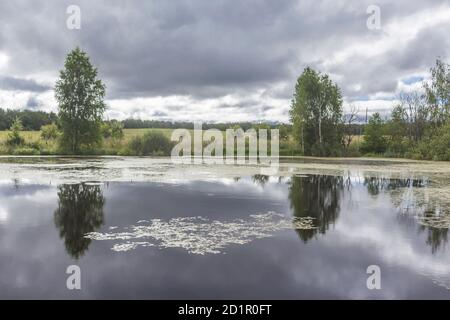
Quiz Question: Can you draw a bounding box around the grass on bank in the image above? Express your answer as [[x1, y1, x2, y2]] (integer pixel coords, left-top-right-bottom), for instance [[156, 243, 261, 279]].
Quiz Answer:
[[0, 128, 321, 157], [9, 128, 442, 160]]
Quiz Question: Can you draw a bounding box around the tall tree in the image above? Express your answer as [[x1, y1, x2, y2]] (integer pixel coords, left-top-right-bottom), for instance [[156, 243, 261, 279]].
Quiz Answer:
[[342, 104, 359, 150], [290, 67, 343, 156], [55, 48, 106, 153], [424, 58, 450, 129], [401, 92, 428, 142]]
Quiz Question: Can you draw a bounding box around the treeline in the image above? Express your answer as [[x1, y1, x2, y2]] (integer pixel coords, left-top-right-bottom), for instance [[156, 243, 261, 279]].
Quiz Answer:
[[0, 110, 283, 132], [122, 119, 279, 131], [0, 109, 57, 131], [2, 47, 448, 160], [361, 59, 450, 160]]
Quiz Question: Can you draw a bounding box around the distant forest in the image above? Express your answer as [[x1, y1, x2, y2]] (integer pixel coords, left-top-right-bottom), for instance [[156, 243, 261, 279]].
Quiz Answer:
[[0, 108, 364, 135], [0, 109, 58, 131]]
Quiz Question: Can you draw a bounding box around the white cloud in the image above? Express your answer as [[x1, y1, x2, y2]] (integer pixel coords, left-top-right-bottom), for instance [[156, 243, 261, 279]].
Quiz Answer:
[[106, 90, 291, 123], [0, 51, 9, 70], [322, 4, 450, 69]]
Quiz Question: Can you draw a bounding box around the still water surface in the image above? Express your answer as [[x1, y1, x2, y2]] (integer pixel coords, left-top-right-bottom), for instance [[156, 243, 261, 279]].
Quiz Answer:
[[0, 157, 450, 299]]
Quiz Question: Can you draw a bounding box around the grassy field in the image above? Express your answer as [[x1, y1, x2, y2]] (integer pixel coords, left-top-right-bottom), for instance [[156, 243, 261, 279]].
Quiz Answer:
[[0, 128, 207, 155], [0, 128, 174, 144], [0, 128, 363, 156], [0, 128, 176, 155]]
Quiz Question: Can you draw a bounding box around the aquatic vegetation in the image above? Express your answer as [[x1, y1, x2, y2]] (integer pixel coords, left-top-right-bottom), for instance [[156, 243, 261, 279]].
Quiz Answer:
[[416, 214, 450, 229], [85, 212, 316, 255], [0, 156, 449, 186]]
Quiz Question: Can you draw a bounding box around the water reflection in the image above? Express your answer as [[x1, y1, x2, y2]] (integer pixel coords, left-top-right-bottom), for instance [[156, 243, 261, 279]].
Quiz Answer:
[[419, 222, 448, 254], [252, 174, 270, 186], [364, 176, 427, 196], [1, 163, 450, 298], [282, 173, 450, 254], [365, 175, 450, 254], [288, 175, 343, 242], [54, 183, 105, 259]]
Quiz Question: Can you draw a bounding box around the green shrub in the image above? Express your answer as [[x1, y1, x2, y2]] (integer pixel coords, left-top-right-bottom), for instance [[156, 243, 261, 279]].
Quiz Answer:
[[6, 117, 25, 146], [101, 120, 124, 140], [342, 143, 361, 157], [128, 130, 173, 156], [40, 123, 59, 142], [360, 113, 387, 154], [12, 147, 40, 155], [416, 124, 450, 161], [6, 131, 25, 147], [39, 148, 54, 156], [0, 144, 9, 155]]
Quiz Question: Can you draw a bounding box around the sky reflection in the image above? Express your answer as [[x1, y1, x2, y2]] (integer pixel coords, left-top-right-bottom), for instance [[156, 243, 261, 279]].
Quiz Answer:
[[0, 165, 449, 298]]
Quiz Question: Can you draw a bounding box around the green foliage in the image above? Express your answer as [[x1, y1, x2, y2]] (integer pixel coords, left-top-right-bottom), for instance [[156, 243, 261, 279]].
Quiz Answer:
[[127, 130, 173, 156], [251, 123, 272, 139], [382, 59, 449, 160], [342, 141, 362, 157], [40, 123, 59, 142], [55, 47, 106, 154], [385, 105, 409, 156], [424, 58, 450, 129], [361, 113, 387, 154], [0, 109, 57, 131], [415, 124, 450, 161], [12, 147, 40, 155], [6, 117, 25, 146], [101, 120, 124, 140], [290, 67, 343, 156], [122, 119, 262, 131], [278, 124, 291, 141]]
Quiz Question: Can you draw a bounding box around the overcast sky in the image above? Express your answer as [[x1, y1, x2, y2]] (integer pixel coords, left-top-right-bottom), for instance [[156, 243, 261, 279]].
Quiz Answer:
[[0, 0, 449, 122]]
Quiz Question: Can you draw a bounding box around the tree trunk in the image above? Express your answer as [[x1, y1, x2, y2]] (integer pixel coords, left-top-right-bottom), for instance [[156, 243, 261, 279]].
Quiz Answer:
[[318, 117, 322, 146], [301, 124, 305, 155]]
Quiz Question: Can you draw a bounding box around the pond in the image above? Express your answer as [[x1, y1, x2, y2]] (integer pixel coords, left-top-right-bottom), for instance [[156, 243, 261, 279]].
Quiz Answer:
[[0, 157, 450, 299]]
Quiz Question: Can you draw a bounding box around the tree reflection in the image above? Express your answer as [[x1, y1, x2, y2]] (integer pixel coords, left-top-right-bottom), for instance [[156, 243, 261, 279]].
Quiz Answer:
[[364, 175, 448, 254], [364, 176, 426, 196], [288, 175, 343, 242], [419, 222, 448, 254], [54, 183, 105, 259], [252, 174, 270, 186], [416, 208, 449, 254]]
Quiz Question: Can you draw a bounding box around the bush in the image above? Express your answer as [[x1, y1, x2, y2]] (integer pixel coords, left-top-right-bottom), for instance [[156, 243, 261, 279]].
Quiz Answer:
[[6, 117, 25, 146], [416, 124, 450, 161], [6, 131, 25, 147], [12, 147, 40, 155], [40, 123, 59, 142], [360, 113, 387, 154], [342, 142, 361, 157], [101, 120, 124, 140], [128, 131, 173, 156]]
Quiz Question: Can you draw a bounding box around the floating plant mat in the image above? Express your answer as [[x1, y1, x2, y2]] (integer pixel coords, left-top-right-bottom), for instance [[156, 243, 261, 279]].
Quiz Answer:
[[389, 184, 450, 220], [416, 214, 450, 229], [1, 157, 450, 185], [85, 212, 316, 255]]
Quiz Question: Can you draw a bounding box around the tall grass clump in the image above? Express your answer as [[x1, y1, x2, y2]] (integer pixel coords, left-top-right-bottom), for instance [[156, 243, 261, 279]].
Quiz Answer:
[[127, 130, 173, 156]]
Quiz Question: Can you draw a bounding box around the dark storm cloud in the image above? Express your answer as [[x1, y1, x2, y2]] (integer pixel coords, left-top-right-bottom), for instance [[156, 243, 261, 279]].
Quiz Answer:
[[26, 96, 40, 109], [0, 1, 380, 95], [0, 76, 51, 92]]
